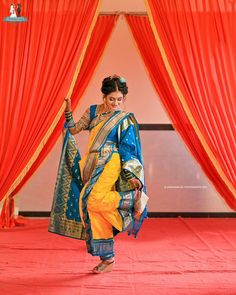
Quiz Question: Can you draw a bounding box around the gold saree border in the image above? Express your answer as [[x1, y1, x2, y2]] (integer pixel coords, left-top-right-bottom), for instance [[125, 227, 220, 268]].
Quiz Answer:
[[90, 111, 127, 152], [145, 0, 236, 199], [1, 0, 102, 205], [83, 111, 127, 183]]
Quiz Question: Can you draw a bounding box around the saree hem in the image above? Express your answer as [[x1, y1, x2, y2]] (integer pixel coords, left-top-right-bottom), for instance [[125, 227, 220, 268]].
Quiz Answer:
[[88, 238, 114, 257], [48, 229, 86, 241]]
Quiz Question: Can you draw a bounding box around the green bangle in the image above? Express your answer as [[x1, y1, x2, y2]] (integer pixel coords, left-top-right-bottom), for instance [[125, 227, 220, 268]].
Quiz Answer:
[[65, 111, 73, 122], [124, 170, 134, 180]]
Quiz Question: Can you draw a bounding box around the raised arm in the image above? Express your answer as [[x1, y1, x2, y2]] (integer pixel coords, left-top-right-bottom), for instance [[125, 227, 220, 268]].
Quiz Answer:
[[64, 97, 91, 135]]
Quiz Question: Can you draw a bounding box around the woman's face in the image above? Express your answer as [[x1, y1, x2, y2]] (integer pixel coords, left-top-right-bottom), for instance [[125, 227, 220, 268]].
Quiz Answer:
[[104, 90, 125, 111]]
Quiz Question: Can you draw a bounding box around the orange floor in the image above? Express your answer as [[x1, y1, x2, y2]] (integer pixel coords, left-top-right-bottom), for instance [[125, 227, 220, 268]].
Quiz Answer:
[[1, 217, 236, 295]]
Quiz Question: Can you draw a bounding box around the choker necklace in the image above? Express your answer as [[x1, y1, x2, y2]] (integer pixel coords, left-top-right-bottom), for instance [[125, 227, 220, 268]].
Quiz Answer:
[[100, 111, 112, 115], [94, 109, 114, 126]]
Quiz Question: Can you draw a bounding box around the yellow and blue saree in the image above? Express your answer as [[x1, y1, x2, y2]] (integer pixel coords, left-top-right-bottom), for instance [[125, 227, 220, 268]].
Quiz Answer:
[[48, 104, 147, 260]]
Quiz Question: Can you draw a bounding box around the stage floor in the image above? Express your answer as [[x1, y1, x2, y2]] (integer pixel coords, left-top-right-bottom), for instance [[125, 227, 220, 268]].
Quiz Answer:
[[1, 218, 236, 295]]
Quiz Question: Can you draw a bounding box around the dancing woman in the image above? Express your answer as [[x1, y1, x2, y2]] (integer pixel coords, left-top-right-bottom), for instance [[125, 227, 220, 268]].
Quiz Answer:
[[49, 75, 148, 273]]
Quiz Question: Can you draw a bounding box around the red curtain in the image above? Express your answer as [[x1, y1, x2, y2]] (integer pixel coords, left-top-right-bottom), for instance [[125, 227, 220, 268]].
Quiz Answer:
[[126, 0, 236, 209], [0, 0, 100, 227], [11, 14, 119, 196], [11, 15, 119, 203]]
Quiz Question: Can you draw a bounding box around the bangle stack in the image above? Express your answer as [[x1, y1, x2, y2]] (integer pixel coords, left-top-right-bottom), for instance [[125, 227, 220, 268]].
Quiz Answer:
[[124, 169, 134, 180], [65, 111, 75, 128]]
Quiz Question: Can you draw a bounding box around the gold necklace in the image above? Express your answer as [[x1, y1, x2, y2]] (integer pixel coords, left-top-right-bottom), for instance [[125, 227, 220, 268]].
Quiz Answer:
[[94, 110, 113, 126]]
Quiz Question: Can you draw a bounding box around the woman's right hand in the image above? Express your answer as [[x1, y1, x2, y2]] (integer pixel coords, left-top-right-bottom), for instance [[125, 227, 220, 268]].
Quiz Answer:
[[64, 97, 71, 112], [128, 177, 142, 190]]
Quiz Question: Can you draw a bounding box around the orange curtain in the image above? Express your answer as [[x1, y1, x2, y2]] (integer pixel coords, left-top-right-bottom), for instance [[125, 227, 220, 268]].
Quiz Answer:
[[0, 0, 100, 227], [126, 1, 236, 210], [11, 15, 119, 203]]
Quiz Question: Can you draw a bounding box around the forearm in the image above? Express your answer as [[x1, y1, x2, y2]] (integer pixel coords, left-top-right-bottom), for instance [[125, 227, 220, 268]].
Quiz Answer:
[[64, 97, 77, 134], [64, 97, 91, 134], [64, 110, 77, 134], [64, 97, 83, 135]]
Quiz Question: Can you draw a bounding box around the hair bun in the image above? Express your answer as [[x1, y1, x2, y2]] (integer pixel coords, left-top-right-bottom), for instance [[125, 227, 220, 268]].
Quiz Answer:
[[101, 75, 128, 96]]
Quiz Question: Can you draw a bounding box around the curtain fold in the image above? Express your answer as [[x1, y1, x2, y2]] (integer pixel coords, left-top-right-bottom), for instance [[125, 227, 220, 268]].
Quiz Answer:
[[11, 14, 119, 201], [126, 0, 236, 209], [0, 0, 101, 228]]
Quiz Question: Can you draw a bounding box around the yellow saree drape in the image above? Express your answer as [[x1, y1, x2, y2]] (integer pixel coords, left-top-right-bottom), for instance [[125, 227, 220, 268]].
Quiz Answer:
[[79, 120, 123, 239]]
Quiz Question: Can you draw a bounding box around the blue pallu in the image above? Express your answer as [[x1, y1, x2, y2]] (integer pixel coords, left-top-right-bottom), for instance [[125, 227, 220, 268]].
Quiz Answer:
[[48, 128, 86, 240]]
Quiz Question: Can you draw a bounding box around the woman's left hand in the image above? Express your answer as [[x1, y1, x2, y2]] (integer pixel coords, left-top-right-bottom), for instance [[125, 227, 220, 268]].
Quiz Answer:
[[129, 178, 142, 190]]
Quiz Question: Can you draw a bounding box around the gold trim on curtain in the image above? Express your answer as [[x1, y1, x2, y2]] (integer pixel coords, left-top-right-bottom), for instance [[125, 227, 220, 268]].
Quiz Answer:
[[1, 0, 102, 205], [145, 0, 236, 198]]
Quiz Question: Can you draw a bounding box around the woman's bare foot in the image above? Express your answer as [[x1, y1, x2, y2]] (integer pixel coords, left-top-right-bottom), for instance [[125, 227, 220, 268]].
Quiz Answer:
[[92, 259, 115, 274]]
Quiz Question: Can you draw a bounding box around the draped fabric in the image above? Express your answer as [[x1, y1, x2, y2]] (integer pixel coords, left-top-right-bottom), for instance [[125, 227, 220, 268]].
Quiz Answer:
[[48, 106, 147, 258], [127, 0, 236, 209], [10, 15, 118, 208], [0, 0, 101, 228]]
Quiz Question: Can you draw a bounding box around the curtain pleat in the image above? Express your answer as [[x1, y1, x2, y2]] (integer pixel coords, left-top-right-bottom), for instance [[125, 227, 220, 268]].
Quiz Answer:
[[0, 0, 101, 227], [126, 0, 236, 209], [12, 14, 119, 200]]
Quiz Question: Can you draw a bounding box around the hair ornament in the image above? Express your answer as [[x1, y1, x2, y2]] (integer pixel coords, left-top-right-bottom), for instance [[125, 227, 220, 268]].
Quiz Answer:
[[119, 77, 126, 83], [110, 74, 126, 83]]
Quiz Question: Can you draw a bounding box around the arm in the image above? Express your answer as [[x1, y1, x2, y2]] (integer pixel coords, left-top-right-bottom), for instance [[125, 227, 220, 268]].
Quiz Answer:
[[118, 114, 144, 190], [64, 97, 90, 135]]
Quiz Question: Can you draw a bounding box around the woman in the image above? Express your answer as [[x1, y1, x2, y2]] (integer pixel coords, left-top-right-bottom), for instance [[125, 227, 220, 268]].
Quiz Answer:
[[49, 75, 148, 274], [9, 4, 17, 18]]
